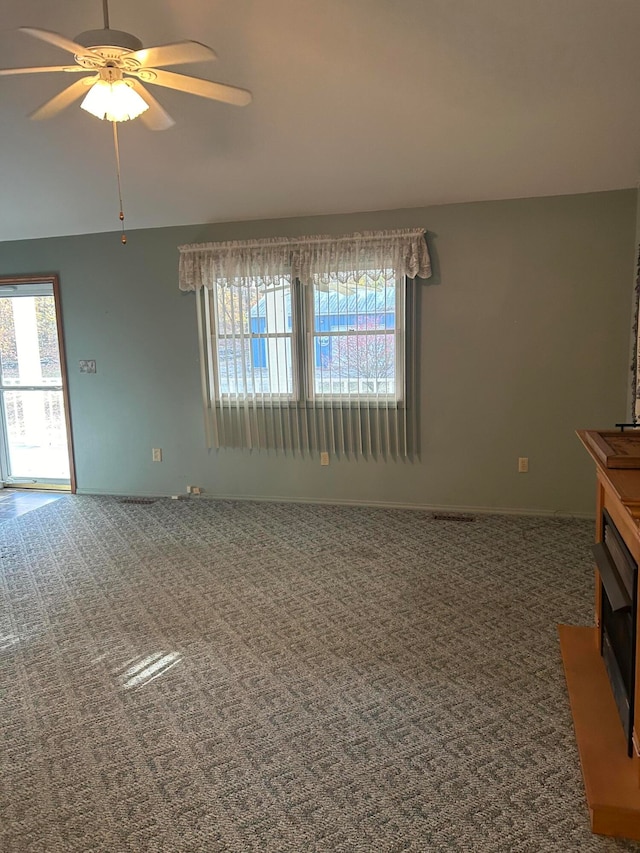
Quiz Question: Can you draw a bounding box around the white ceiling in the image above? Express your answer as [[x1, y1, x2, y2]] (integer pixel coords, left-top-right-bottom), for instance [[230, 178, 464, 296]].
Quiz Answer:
[[1, 0, 640, 242]]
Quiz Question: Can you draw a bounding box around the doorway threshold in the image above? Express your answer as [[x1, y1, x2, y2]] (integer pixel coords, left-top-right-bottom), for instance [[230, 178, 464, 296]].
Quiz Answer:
[[5, 482, 71, 492]]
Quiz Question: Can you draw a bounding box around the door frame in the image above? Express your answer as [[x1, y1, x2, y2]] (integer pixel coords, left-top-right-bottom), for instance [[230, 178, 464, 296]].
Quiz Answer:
[[0, 274, 76, 493]]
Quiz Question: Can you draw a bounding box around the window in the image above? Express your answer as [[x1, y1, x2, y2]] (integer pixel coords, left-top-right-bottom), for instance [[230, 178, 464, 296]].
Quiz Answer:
[[309, 269, 402, 402], [180, 229, 431, 458], [213, 275, 295, 399], [210, 269, 403, 405]]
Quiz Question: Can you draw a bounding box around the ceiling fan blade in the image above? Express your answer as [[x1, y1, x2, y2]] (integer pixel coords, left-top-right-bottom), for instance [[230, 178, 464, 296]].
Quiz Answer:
[[128, 80, 175, 130], [128, 41, 216, 69], [29, 76, 96, 121], [135, 68, 252, 106], [19, 27, 96, 58], [0, 65, 87, 76]]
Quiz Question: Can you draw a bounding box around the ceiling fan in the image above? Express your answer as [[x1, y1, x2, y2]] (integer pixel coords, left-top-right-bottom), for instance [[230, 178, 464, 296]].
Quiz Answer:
[[0, 0, 252, 130]]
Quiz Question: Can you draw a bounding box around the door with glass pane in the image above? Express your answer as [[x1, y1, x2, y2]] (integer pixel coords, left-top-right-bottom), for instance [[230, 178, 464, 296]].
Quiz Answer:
[[0, 279, 74, 489]]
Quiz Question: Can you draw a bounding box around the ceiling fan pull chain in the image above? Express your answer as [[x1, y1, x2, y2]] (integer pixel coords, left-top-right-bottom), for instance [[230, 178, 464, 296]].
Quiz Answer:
[[102, 0, 110, 30], [112, 121, 127, 244]]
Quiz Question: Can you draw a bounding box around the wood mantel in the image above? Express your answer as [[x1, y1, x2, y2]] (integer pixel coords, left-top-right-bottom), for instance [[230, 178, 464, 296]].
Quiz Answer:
[[561, 430, 640, 840]]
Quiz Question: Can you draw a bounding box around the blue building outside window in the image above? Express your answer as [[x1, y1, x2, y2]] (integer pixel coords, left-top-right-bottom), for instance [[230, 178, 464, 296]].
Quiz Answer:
[[250, 287, 395, 371]]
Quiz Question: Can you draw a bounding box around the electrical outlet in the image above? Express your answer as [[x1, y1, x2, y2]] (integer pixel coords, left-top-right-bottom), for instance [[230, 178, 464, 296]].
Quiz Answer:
[[187, 485, 202, 495], [152, 448, 162, 462], [320, 452, 330, 466], [518, 457, 529, 473]]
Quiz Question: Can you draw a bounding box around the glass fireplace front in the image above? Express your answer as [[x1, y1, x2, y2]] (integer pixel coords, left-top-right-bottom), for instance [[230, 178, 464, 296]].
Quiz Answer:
[[595, 509, 638, 757]]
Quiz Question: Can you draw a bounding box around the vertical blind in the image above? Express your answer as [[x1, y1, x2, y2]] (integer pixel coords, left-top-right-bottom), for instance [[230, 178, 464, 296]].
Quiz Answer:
[[179, 229, 431, 459]]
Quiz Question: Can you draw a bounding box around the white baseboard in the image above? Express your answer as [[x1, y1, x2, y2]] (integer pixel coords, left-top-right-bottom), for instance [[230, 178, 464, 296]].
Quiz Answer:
[[74, 488, 593, 519]]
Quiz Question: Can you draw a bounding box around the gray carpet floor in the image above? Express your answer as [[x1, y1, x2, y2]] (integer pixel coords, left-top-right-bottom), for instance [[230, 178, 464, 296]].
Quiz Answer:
[[1, 495, 640, 852]]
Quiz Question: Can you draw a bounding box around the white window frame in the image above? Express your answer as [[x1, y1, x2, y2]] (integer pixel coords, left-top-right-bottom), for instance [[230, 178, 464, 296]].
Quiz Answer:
[[304, 274, 405, 404], [210, 277, 298, 404], [208, 270, 406, 407]]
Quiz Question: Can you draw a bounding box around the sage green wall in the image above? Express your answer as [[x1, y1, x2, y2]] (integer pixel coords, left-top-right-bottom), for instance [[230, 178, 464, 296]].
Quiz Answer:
[[0, 189, 636, 514]]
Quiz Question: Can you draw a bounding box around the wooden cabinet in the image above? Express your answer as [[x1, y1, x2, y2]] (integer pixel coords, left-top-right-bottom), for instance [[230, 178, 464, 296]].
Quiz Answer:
[[561, 431, 640, 839]]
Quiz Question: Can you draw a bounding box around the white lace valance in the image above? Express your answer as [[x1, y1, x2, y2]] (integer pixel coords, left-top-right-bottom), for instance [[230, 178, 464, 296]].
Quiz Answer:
[[178, 228, 431, 291]]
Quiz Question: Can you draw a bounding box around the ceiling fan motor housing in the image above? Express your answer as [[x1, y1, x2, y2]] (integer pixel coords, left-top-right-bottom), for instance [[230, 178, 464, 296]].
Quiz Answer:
[[74, 29, 143, 52]]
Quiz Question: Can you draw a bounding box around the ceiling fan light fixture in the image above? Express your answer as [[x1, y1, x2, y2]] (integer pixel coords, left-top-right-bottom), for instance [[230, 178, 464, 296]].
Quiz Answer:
[[80, 78, 148, 122]]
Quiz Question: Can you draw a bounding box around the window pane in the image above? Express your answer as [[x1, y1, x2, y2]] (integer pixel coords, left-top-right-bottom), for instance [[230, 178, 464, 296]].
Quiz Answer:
[[0, 295, 61, 386], [311, 271, 398, 398], [215, 283, 251, 336], [216, 334, 293, 396], [0, 299, 17, 382], [314, 332, 396, 396], [313, 271, 396, 333], [2, 389, 69, 478], [214, 277, 294, 399], [215, 278, 291, 335], [35, 296, 62, 382]]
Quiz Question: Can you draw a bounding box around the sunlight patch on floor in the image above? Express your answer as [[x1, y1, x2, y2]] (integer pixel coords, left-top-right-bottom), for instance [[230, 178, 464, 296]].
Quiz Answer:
[[116, 652, 182, 689], [0, 634, 21, 651]]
